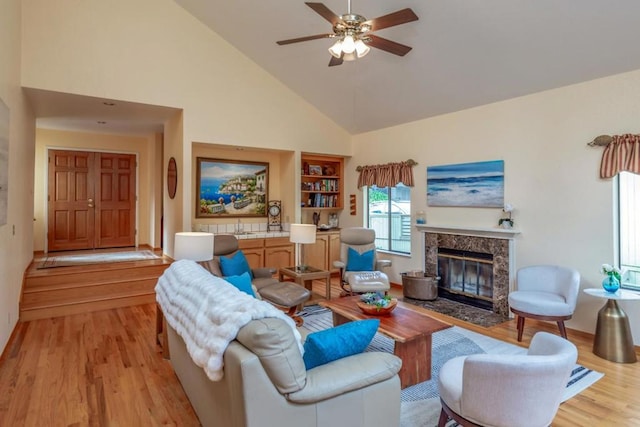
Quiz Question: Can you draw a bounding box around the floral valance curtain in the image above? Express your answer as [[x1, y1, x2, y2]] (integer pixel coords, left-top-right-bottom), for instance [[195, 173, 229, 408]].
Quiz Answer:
[[356, 159, 417, 189], [599, 134, 640, 178]]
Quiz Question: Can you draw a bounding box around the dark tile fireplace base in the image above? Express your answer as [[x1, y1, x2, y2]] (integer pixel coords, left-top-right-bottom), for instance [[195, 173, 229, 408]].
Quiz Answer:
[[402, 295, 509, 328]]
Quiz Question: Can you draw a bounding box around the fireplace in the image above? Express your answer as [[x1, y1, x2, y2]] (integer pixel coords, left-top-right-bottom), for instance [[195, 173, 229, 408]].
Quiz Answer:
[[437, 248, 494, 310], [418, 225, 519, 318]]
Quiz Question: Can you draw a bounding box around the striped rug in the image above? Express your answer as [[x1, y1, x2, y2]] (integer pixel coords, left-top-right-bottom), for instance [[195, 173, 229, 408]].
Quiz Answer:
[[299, 307, 604, 427]]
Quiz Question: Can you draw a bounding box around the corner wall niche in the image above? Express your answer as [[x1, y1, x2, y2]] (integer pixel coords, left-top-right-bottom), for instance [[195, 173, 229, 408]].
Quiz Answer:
[[417, 225, 520, 318]]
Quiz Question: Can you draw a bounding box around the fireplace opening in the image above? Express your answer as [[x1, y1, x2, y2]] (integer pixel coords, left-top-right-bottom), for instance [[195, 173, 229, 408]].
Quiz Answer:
[[437, 248, 493, 310]]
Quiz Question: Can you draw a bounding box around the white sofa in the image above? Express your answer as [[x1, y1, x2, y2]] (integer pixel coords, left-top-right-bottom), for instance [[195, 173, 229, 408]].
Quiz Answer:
[[157, 260, 402, 427]]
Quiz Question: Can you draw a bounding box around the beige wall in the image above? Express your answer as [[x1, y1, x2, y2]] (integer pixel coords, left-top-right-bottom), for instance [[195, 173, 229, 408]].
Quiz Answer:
[[20, 0, 352, 249], [0, 0, 36, 351], [351, 69, 640, 344], [13, 0, 640, 349], [191, 143, 295, 230], [33, 128, 159, 251]]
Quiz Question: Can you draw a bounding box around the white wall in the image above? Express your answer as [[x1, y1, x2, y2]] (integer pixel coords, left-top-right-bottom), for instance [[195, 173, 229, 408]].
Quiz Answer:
[[351, 69, 640, 344], [15, 0, 640, 347], [0, 0, 36, 351], [20, 0, 352, 247]]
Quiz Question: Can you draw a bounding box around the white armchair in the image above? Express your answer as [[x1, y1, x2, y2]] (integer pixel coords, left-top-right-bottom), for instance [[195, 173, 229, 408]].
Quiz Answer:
[[508, 265, 580, 341], [437, 332, 578, 427]]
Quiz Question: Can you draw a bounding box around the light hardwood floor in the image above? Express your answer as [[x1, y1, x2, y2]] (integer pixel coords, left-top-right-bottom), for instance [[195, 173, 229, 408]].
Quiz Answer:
[[1, 280, 638, 426]]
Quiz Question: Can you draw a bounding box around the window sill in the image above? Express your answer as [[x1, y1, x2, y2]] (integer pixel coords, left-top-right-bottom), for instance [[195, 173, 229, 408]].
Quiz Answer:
[[621, 282, 640, 292], [376, 249, 411, 258]]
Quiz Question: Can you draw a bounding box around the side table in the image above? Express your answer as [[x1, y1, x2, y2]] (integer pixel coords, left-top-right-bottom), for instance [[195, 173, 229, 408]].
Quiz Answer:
[[583, 288, 640, 363], [279, 266, 331, 304]]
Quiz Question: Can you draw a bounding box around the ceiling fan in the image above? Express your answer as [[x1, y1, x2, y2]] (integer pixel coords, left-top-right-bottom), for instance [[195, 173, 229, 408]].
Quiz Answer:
[[276, 1, 418, 66]]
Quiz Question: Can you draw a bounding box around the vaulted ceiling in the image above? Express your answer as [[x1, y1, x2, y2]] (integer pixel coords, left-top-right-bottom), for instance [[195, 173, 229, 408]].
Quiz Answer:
[[175, 0, 640, 134], [26, 1, 640, 136]]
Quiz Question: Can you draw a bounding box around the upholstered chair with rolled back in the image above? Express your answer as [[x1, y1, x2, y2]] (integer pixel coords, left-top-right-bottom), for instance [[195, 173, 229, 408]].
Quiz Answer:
[[333, 227, 392, 296], [508, 265, 581, 341], [437, 331, 578, 427]]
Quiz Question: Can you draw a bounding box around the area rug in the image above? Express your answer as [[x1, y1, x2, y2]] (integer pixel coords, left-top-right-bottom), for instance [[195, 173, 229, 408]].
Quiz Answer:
[[299, 307, 604, 427], [38, 250, 160, 269]]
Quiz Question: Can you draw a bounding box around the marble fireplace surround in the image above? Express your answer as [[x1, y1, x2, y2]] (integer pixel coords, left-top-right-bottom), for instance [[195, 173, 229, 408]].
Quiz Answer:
[[417, 225, 520, 318]]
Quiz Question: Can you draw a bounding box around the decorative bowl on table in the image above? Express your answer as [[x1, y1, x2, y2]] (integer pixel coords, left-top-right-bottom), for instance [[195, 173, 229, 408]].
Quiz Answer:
[[357, 292, 398, 315]]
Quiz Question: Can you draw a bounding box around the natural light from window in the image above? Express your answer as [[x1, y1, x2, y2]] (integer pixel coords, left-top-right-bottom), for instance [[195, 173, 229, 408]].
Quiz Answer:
[[619, 171, 640, 289], [366, 184, 411, 254]]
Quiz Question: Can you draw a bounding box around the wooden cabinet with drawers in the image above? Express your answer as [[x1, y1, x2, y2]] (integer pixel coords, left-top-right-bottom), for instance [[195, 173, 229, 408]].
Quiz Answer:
[[237, 238, 265, 270], [264, 237, 295, 270], [238, 237, 294, 271], [303, 231, 341, 273]]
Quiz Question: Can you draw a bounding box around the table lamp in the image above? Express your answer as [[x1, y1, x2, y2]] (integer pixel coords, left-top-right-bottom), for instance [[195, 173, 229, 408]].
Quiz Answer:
[[174, 232, 214, 262], [289, 224, 316, 271]]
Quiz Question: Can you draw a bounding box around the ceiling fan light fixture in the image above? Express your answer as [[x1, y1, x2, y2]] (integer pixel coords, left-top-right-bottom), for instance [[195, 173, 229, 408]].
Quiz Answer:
[[341, 35, 356, 54], [328, 39, 343, 58], [354, 39, 370, 58]]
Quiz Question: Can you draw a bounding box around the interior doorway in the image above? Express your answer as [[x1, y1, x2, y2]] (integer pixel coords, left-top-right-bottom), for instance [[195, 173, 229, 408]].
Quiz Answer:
[[47, 149, 137, 252]]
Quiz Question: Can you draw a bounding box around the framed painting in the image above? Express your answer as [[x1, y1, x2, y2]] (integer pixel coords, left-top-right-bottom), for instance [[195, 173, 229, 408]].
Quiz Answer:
[[196, 157, 268, 218], [308, 165, 323, 175], [427, 160, 504, 207]]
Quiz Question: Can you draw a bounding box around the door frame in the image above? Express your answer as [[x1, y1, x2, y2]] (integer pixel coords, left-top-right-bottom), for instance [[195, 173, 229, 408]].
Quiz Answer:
[[45, 147, 140, 253]]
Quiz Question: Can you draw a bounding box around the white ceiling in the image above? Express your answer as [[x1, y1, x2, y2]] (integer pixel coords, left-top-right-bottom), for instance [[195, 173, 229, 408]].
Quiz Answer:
[[174, 0, 640, 134], [25, 1, 640, 136], [24, 88, 180, 136]]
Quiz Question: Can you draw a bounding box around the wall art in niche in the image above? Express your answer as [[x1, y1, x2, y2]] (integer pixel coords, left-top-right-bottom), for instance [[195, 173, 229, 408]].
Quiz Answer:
[[0, 98, 8, 226], [196, 157, 268, 218], [427, 160, 504, 208]]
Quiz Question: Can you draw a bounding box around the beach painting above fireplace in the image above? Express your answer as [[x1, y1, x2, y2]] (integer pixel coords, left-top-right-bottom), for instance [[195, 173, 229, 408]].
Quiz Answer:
[[427, 160, 504, 207]]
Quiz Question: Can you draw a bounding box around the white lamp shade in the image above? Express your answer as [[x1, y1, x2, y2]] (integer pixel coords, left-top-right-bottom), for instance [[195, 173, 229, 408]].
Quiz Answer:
[[355, 39, 370, 58], [341, 35, 356, 54], [174, 232, 214, 261], [289, 224, 317, 244], [328, 39, 343, 58]]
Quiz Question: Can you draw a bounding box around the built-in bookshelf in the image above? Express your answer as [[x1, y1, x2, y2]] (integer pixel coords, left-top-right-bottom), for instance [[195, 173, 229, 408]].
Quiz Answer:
[[301, 154, 344, 210]]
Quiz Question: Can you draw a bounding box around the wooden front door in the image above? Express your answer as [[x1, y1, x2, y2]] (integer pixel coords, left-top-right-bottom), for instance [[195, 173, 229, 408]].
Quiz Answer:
[[48, 150, 136, 251]]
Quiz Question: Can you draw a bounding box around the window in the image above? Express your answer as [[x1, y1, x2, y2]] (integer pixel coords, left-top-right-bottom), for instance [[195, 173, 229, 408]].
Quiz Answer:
[[619, 172, 640, 289], [366, 184, 411, 254]]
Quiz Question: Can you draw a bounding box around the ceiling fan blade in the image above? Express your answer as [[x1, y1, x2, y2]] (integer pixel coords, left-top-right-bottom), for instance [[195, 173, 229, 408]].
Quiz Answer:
[[277, 34, 334, 45], [328, 55, 343, 67], [305, 2, 340, 26], [367, 34, 412, 56], [364, 8, 418, 32]]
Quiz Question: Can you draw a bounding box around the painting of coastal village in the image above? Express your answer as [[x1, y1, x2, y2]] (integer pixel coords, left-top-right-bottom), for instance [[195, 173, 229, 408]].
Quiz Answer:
[[196, 158, 268, 217]]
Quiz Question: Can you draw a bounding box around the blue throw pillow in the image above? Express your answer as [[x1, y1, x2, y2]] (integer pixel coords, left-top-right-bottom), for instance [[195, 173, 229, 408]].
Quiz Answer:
[[345, 247, 375, 271], [224, 272, 255, 297], [220, 251, 253, 278], [303, 319, 380, 370]]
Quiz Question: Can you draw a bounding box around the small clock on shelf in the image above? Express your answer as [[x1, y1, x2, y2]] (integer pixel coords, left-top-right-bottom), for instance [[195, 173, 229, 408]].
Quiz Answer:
[[267, 200, 282, 231]]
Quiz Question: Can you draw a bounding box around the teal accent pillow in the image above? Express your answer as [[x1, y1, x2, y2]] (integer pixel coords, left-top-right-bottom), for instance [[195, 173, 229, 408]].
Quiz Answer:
[[224, 272, 255, 297], [220, 251, 253, 278], [303, 319, 380, 370], [346, 247, 375, 271]]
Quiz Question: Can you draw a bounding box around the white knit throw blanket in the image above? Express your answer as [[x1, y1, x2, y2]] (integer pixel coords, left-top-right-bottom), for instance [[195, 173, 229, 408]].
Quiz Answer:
[[155, 260, 303, 381]]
